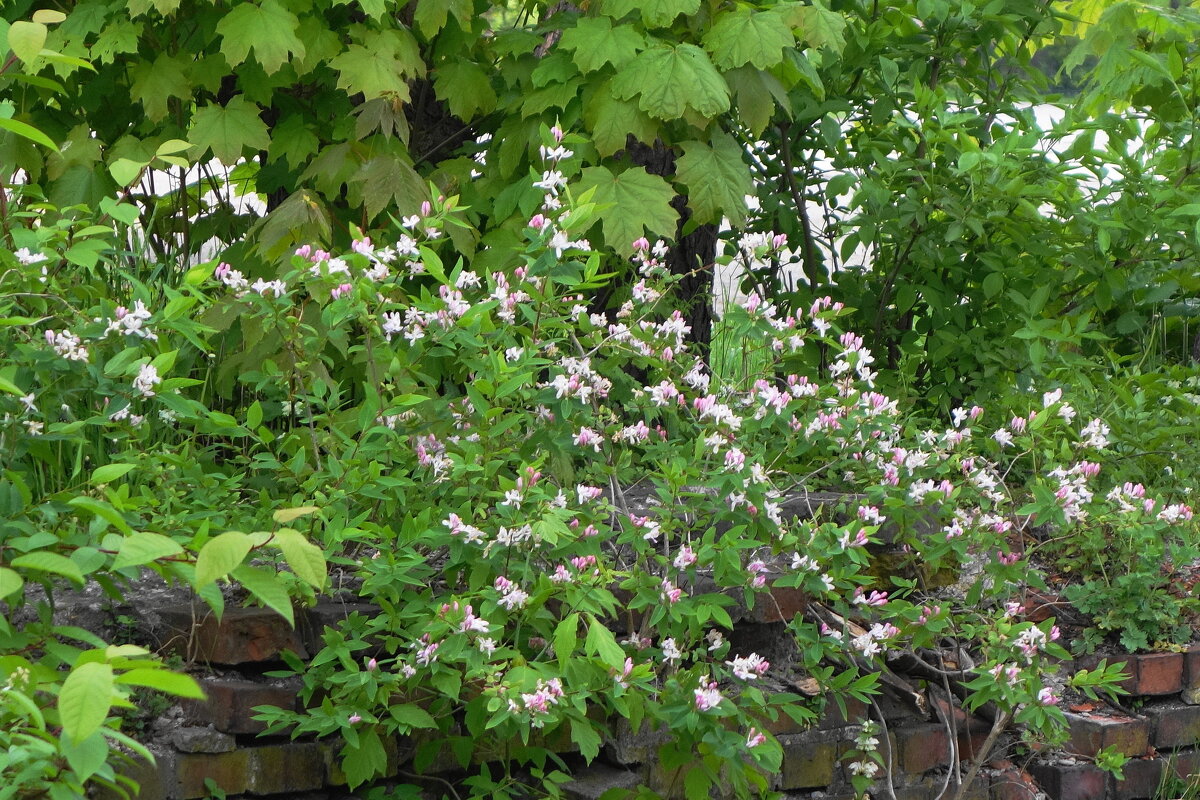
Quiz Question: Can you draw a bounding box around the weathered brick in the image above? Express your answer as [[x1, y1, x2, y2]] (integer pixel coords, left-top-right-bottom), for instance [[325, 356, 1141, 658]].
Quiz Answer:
[[1146, 701, 1200, 748], [170, 726, 236, 754], [98, 748, 174, 800], [562, 764, 643, 800], [747, 582, 808, 623], [174, 750, 251, 799], [1029, 762, 1107, 800], [245, 741, 326, 796], [158, 605, 308, 665], [299, 602, 382, 654], [1134, 653, 1183, 696], [1168, 747, 1200, 779], [604, 719, 669, 766], [184, 677, 302, 734], [1184, 646, 1200, 691], [779, 731, 840, 789], [990, 761, 1038, 800], [817, 696, 871, 731], [1113, 757, 1165, 800], [1064, 712, 1149, 758], [897, 723, 952, 774]]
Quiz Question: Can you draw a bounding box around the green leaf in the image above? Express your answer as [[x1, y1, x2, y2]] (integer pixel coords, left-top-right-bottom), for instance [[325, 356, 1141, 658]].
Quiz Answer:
[[724, 66, 790, 136], [272, 528, 327, 590], [571, 718, 602, 761], [129, 54, 191, 122], [577, 165, 678, 254], [90, 463, 134, 485], [194, 531, 253, 587], [788, 4, 847, 52], [107, 157, 146, 187], [0, 567, 24, 599], [702, 10, 793, 70], [343, 728, 388, 788], [115, 668, 205, 699], [60, 731, 108, 783], [413, 0, 473, 37], [612, 44, 730, 121], [603, 0, 701, 28], [350, 154, 427, 220], [231, 565, 294, 626], [676, 133, 754, 227], [554, 613, 579, 668], [67, 496, 132, 534], [216, 0, 305, 75], [585, 616, 626, 669], [584, 85, 657, 156], [560, 17, 645, 73], [0, 117, 56, 150], [0, 375, 25, 395], [272, 506, 319, 524], [390, 703, 438, 730], [188, 96, 271, 165], [59, 662, 114, 743], [330, 29, 421, 100], [433, 61, 497, 120], [7, 21, 47, 63], [11, 551, 86, 586], [111, 532, 184, 570]]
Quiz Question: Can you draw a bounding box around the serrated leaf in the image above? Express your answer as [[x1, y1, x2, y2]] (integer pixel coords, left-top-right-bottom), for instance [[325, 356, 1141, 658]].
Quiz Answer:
[[268, 115, 321, 168], [112, 532, 184, 570], [216, 0, 305, 75], [788, 4, 847, 52], [676, 133, 754, 227], [584, 86, 658, 156], [413, 0, 473, 37], [116, 668, 205, 699], [603, 0, 700, 28], [703, 10, 793, 70], [724, 66, 790, 136], [612, 44, 730, 121], [560, 17, 645, 73], [189, 96, 270, 165], [350, 154, 426, 220], [93, 19, 139, 64], [272, 528, 327, 590], [59, 662, 114, 743], [571, 719, 602, 761], [91, 463, 134, 485], [390, 703, 438, 730], [0, 567, 24, 599], [194, 531, 253, 587], [330, 29, 421, 100], [0, 117, 57, 150], [12, 551, 86, 586], [232, 565, 294, 626], [433, 61, 497, 120], [577, 165, 678, 254], [8, 21, 47, 64], [585, 617, 626, 669], [129, 54, 190, 122], [554, 613, 579, 668]]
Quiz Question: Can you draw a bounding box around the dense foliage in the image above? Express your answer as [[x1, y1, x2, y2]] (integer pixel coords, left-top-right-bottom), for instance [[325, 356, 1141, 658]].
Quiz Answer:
[[4, 1, 1200, 799]]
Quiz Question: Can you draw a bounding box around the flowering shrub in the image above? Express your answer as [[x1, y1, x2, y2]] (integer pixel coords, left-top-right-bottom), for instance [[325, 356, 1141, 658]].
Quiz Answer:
[[0, 129, 1187, 799]]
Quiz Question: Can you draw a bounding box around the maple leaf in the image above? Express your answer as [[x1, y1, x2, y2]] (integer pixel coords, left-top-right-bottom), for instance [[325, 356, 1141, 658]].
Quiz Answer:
[[724, 66, 792, 136], [786, 3, 847, 53], [268, 115, 321, 169], [559, 17, 645, 73], [129, 54, 190, 122], [216, 0, 306, 75], [188, 96, 270, 165], [349, 153, 426, 220], [577, 165, 678, 255], [584, 84, 659, 157], [611, 44, 730, 121], [602, 0, 701, 29], [330, 30, 422, 100], [676, 133, 753, 227], [702, 9, 794, 71], [414, 0, 473, 38], [434, 61, 498, 120]]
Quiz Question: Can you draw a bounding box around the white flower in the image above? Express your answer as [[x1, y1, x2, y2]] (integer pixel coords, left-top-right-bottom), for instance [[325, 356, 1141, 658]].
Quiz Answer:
[[14, 248, 47, 265], [133, 363, 161, 397], [661, 638, 682, 662]]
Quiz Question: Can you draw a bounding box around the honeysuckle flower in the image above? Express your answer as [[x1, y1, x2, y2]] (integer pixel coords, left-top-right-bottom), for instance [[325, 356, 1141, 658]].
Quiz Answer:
[[1037, 687, 1059, 706], [661, 638, 682, 662], [673, 546, 697, 569], [133, 363, 161, 397], [726, 653, 769, 680], [45, 329, 89, 361], [694, 678, 723, 711], [348, 713, 362, 724], [746, 728, 767, 748]]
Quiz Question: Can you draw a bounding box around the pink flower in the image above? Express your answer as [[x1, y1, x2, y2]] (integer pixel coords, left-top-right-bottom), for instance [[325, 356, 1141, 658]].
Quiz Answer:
[[694, 678, 723, 711], [1037, 687, 1059, 706], [746, 728, 767, 748], [673, 546, 697, 569], [348, 713, 362, 724]]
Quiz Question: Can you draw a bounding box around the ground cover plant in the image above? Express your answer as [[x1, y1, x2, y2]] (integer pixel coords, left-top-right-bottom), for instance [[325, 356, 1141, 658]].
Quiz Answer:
[[4, 1, 1200, 799]]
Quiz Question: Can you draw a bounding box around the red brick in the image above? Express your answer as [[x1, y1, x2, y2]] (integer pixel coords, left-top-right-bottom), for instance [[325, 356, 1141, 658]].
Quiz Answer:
[[1029, 762, 1107, 800], [1183, 646, 1200, 690], [1065, 712, 1149, 758], [748, 581, 808, 623], [299, 602, 381, 654], [1168, 747, 1200, 779], [159, 605, 308, 665], [175, 750, 251, 799], [1022, 590, 1064, 623], [897, 723, 952, 774], [245, 741, 326, 796], [1113, 757, 1165, 800], [779, 732, 840, 789], [817, 696, 870, 731], [990, 762, 1038, 800], [1146, 702, 1200, 748], [184, 677, 302, 735], [1135, 653, 1184, 696]]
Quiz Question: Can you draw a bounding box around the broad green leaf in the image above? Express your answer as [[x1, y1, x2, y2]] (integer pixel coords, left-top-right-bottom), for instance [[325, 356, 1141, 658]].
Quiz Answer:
[[342, 728, 388, 788], [560, 17, 645, 73], [703, 10, 793, 70], [107, 157, 146, 187], [349, 154, 426, 220], [268, 115, 321, 168], [272, 528, 327, 590], [554, 613, 579, 668], [194, 531, 253, 587], [189, 96, 270, 165], [32, 10, 67, 23], [584, 616, 626, 669], [90, 463, 134, 485], [60, 730, 107, 782], [433, 61, 497, 120], [111, 532, 184, 570], [330, 29, 421, 100], [272, 506, 319, 524], [11, 551, 86, 586], [59, 662, 114, 743], [788, 4, 847, 52], [571, 719, 602, 761], [231, 565, 294, 626], [389, 703, 438, 730], [0, 117, 56, 150], [577, 165, 678, 254], [0, 375, 25, 395], [676, 133, 754, 227], [216, 0, 305, 74], [724, 66, 791, 136], [612, 44, 730, 120], [603, 0, 700, 29], [413, 0, 473, 37], [67, 496, 132, 533], [7, 21, 47, 63], [129, 54, 190, 122], [0, 567, 24, 599], [93, 20, 140, 64]]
